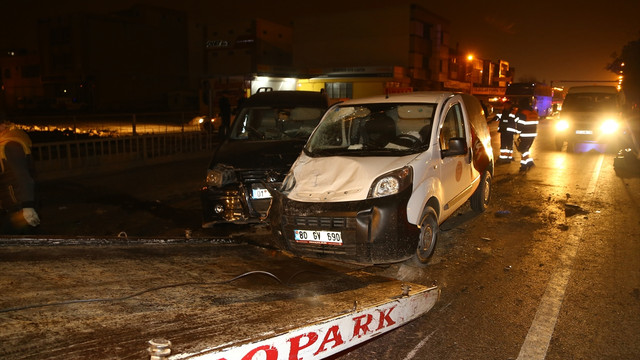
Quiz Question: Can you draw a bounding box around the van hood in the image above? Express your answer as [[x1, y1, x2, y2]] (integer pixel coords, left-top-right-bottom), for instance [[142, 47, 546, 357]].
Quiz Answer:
[[211, 139, 305, 170], [287, 153, 417, 202]]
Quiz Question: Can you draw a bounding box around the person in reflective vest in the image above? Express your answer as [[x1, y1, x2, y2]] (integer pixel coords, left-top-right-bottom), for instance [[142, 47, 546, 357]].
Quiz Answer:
[[496, 100, 518, 163], [515, 97, 539, 172], [0, 117, 40, 234]]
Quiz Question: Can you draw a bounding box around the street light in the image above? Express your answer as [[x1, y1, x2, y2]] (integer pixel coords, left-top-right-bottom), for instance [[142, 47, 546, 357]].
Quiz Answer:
[[466, 54, 474, 94]]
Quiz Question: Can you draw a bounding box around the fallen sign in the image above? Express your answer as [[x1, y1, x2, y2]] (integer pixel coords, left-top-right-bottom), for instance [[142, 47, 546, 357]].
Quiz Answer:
[[172, 284, 440, 359], [0, 241, 439, 359]]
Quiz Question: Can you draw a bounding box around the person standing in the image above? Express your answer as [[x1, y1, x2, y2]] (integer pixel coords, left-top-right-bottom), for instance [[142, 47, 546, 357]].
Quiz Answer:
[[496, 100, 518, 163], [515, 97, 539, 172], [0, 117, 40, 234]]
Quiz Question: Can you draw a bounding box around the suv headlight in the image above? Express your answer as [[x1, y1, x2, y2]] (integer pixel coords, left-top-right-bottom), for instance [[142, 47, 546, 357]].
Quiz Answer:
[[368, 166, 412, 198], [206, 164, 237, 187], [600, 118, 619, 134], [555, 119, 570, 132]]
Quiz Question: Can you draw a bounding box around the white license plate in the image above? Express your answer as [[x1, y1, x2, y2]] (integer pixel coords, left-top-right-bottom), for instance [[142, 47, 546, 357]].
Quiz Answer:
[[575, 130, 593, 135], [251, 188, 271, 199], [294, 230, 342, 245]]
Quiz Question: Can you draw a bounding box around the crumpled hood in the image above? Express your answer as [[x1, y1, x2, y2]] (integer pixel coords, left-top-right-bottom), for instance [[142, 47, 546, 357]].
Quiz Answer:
[[211, 139, 305, 170], [288, 153, 416, 202]]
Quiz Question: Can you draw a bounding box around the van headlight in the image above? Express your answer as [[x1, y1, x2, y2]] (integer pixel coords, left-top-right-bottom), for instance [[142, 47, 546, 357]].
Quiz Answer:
[[600, 119, 619, 134], [368, 166, 412, 198], [206, 164, 237, 187], [555, 119, 570, 132]]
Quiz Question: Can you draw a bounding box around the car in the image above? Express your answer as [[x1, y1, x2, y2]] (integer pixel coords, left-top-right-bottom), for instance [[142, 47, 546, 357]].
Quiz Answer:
[[200, 89, 328, 227], [189, 115, 221, 133], [268, 91, 494, 266], [554, 86, 626, 152]]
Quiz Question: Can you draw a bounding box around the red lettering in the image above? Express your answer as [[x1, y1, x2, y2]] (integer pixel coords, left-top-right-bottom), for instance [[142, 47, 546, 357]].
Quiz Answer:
[[313, 325, 344, 355], [288, 332, 318, 360], [241, 345, 278, 360], [352, 313, 373, 338], [377, 306, 396, 330]]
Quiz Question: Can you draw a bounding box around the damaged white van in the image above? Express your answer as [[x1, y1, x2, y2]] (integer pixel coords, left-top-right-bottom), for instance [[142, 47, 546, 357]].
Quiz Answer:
[[269, 92, 494, 265]]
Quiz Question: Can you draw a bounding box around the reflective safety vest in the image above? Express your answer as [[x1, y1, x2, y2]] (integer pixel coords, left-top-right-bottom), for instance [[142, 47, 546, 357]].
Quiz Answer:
[[515, 109, 539, 138], [497, 109, 518, 133]]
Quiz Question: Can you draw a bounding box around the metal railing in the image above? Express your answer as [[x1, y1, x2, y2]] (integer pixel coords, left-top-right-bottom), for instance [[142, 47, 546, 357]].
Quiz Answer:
[[32, 131, 218, 180]]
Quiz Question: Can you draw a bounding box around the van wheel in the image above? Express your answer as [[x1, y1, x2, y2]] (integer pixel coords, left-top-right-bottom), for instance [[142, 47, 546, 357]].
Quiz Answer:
[[470, 170, 491, 212], [412, 207, 438, 266]]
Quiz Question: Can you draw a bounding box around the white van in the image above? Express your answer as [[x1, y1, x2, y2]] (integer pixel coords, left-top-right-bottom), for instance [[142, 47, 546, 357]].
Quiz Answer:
[[269, 92, 494, 265]]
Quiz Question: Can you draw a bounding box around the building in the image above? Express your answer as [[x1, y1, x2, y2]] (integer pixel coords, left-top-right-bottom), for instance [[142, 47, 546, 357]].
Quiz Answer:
[[0, 50, 43, 114], [292, 4, 451, 101], [36, 4, 190, 112], [191, 18, 296, 115]]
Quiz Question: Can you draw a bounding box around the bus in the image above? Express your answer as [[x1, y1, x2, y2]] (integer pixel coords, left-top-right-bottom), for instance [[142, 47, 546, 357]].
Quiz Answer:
[[505, 82, 553, 118]]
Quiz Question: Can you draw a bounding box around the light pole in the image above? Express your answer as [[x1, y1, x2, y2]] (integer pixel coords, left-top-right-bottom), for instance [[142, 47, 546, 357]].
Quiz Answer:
[[466, 54, 474, 94]]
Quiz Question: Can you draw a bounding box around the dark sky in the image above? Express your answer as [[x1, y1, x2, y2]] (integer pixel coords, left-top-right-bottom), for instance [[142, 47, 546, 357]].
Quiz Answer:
[[3, 0, 639, 85]]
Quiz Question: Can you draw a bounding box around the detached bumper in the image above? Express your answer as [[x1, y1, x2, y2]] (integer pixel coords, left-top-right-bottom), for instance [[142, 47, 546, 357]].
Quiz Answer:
[[276, 187, 419, 264]]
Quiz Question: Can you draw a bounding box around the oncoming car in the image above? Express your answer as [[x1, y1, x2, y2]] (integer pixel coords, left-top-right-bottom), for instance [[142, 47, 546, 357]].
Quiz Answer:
[[554, 86, 625, 152], [200, 90, 328, 227], [269, 92, 494, 266]]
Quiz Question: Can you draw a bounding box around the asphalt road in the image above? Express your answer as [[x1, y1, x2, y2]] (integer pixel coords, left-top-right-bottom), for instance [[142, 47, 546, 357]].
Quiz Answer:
[[23, 119, 640, 359]]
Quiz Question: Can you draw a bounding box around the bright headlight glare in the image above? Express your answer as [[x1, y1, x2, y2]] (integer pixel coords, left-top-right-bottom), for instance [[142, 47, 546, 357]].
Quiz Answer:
[[600, 119, 619, 134], [368, 166, 412, 198], [555, 119, 569, 131]]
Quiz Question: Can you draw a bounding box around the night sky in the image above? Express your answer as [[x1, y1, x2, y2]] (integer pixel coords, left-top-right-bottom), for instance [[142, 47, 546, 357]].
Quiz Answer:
[[2, 0, 638, 85]]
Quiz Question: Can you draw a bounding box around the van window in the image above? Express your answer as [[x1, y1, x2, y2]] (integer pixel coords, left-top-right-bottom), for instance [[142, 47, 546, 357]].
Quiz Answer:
[[440, 103, 465, 150]]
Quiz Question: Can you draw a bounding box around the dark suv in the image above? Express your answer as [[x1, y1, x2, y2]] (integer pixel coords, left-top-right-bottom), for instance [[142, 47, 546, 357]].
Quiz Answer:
[[201, 89, 328, 227]]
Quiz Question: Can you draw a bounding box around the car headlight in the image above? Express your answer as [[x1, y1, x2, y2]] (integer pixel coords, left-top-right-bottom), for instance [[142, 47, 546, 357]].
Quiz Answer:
[[206, 164, 237, 187], [555, 119, 570, 132], [198, 117, 205, 124], [368, 166, 412, 198], [600, 119, 619, 134]]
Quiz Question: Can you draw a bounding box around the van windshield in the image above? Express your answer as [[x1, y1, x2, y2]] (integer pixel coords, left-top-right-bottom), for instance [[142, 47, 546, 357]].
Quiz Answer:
[[562, 93, 619, 112], [230, 106, 325, 141], [305, 103, 436, 157]]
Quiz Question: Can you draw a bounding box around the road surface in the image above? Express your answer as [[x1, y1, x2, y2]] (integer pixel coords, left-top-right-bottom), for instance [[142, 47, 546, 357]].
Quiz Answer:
[[14, 118, 640, 359]]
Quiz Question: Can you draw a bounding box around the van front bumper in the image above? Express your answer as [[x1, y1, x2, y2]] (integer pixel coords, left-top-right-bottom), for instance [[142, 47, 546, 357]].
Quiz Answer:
[[276, 187, 419, 264]]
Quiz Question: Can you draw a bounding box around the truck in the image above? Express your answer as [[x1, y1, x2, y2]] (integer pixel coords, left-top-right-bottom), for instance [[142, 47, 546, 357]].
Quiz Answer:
[[0, 236, 439, 359]]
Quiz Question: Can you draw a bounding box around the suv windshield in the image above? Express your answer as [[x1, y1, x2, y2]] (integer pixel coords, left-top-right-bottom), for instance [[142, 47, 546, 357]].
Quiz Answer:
[[230, 106, 325, 140], [305, 103, 436, 156], [562, 93, 619, 112]]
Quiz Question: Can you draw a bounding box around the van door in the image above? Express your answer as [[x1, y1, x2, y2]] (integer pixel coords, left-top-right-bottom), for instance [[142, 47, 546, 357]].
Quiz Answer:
[[438, 99, 473, 216]]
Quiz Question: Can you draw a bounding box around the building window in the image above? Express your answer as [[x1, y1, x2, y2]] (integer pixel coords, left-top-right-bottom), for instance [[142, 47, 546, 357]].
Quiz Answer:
[[22, 65, 40, 78], [325, 82, 353, 99]]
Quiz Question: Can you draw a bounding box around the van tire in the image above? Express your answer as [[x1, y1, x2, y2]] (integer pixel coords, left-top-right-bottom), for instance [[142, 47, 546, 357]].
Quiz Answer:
[[412, 207, 439, 266], [470, 170, 491, 212]]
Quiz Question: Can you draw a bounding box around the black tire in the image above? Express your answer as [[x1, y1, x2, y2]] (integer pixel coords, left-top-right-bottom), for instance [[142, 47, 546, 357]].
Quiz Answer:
[[470, 170, 491, 212], [412, 207, 439, 266]]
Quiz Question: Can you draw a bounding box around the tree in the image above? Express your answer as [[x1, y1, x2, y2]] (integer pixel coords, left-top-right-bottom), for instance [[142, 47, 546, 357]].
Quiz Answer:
[[608, 38, 640, 111]]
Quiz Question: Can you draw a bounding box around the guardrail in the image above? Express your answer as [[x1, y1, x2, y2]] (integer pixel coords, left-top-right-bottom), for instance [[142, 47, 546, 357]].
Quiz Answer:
[[32, 131, 218, 180]]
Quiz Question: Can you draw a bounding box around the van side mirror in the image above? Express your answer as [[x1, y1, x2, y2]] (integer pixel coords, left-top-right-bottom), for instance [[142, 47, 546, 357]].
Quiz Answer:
[[442, 137, 468, 157]]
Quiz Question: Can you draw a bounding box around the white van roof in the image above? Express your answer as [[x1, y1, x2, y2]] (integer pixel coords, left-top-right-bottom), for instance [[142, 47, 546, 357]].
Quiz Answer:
[[567, 85, 618, 94]]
